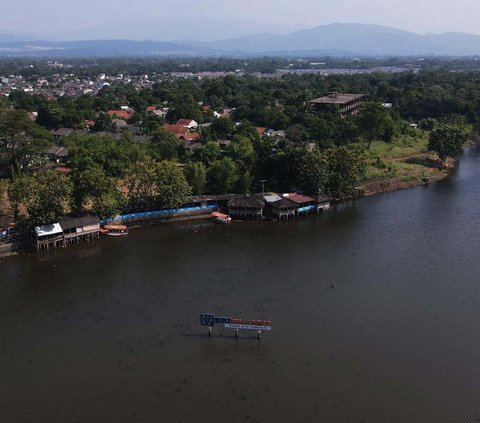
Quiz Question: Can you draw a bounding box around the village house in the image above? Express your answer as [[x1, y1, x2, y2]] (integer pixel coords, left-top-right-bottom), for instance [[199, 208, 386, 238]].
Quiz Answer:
[[107, 110, 131, 120], [256, 127, 268, 137], [151, 109, 168, 118], [177, 133, 201, 141], [51, 128, 88, 141], [177, 119, 198, 130], [43, 145, 69, 163]]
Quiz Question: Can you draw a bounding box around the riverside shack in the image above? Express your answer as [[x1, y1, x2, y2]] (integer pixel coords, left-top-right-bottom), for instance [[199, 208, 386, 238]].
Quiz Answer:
[[283, 193, 316, 216], [59, 216, 100, 245], [312, 193, 331, 212], [227, 197, 265, 219], [269, 198, 297, 219], [34, 223, 64, 251]]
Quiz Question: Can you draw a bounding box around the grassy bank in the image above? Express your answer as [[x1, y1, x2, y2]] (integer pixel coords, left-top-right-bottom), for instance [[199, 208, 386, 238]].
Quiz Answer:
[[359, 130, 451, 195]]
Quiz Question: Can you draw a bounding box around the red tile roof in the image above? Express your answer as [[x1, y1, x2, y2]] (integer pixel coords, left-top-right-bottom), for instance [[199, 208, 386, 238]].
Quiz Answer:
[[177, 133, 200, 141], [256, 127, 267, 136], [146, 105, 156, 112], [164, 124, 188, 134], [55, 167, 73, 173], [107, 110, 130, 119], [177, 119, 195, 127], [283, 193, 314, 204]]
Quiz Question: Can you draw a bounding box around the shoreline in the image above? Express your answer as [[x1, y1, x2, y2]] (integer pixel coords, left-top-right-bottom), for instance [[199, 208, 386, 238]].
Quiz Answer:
[[0, 159, 459, 260], [362, 167, 450, 197]]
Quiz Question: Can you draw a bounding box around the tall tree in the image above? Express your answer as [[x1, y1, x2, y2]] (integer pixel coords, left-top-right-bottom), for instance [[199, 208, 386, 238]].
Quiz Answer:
[[185, 161, 207, 196], [0, 109, 51, 174], [357, 102, 395, 148], [325, 147, 366, 198], [149, 127, 180, 161], [73, 165, 125, 218], [154, 160, 192, 209], [300, 150, 328, 193], [207, 157, 238, 194], [8, 171, 72, 228], [428, 124, 468, 163], [127, 159, 191, 210]]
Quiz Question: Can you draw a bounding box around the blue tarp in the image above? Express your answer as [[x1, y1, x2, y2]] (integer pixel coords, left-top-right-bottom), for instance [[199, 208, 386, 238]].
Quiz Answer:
[[101, 204, 219, 225], [297, 205, 316, 213]]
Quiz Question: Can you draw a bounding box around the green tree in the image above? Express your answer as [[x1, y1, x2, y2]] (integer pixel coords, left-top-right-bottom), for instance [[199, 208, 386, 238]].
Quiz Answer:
[[198, 141, 221, 165], [325, 147, 366, 198], [185, 161, 207, 195], [127, 158, 158, 210], [357, 102, 395, 148], [428, 124, 468, 163], [227, 136, 256, 171], [0, 109, 51, 175], [37, 102, 65, 127], [92, 112, 114, 132], [127, 159, 191, 210], [207, 157, 238, 194], [154, 160, 192, 208], [149, 128, 180, 161], [235, 170, 253, 194], [73, 165, 125, 218], [299, 150, 328, 193], [8, 171, 72, 227]]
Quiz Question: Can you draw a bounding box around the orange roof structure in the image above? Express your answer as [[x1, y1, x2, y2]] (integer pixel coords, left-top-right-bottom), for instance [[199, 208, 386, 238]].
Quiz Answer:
[[107, 110, 130, 119], [256, 127, 267, 136], [177, 133, 201, 141], [164, 124, 188, 134]]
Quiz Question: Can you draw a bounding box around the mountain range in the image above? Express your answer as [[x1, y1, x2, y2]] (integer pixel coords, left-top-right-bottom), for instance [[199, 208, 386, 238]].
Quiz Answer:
[[2, 23, 480, 57]]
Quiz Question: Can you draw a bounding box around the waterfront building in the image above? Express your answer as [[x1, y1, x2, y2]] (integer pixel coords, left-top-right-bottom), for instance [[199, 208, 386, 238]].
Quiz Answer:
[[312, 193, 331, 212], [228, 197, 265, 219], [34, 223, 64, 251], [59, 216, 100, 245], [283, 193, 316, 215], [269, 198, 297, 219]]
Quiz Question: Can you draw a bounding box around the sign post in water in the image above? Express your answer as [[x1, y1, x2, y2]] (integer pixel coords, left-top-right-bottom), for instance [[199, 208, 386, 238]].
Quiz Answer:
[[200, 313, 272, 339]]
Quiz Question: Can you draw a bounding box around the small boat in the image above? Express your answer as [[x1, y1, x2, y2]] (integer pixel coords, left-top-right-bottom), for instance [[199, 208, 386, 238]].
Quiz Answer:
[[210, 212, 232, 224], [102, 224, 129, 236]]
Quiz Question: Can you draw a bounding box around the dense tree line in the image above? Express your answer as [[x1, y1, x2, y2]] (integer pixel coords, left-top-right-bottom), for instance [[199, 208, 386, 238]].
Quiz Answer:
[[1, 62, 476, 228]]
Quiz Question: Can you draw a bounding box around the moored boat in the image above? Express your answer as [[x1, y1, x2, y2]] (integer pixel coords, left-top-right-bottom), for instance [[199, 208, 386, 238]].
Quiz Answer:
[[102, 224, 129, 236], [210, 212, 232, 224]]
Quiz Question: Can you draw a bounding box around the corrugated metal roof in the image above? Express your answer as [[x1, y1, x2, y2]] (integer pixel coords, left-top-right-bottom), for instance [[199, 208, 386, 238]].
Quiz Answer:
[[59, 216, 100, 231], [34, 223, 63, 237], [228, 197, 265, 208], [283, 193, 314, 204], [264, 194, 282, 203]]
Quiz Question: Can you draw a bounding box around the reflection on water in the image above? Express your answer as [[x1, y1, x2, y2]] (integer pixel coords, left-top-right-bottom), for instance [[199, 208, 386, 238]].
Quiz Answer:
[[1, 146, 480, 422]]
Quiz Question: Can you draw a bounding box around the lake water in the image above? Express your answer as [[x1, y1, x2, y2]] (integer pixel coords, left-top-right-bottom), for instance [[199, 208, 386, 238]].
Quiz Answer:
[[2, 147, 480, 422]]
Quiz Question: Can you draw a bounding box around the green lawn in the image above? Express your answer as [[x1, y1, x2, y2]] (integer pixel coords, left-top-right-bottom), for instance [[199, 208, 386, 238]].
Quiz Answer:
[[361, 130, 440, 183]]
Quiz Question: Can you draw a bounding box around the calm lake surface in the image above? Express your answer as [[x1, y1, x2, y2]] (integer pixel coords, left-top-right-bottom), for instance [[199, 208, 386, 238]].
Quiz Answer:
[[2, 147, 480, 423]]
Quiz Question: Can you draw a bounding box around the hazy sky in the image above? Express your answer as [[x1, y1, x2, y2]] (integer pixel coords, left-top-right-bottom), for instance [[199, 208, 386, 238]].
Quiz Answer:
[[4, 0, 479, 35]]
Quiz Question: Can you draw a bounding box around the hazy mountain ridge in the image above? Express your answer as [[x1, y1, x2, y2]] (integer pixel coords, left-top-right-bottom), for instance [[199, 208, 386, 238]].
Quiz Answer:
[[202, 23, 480, 55], [2, 23, 480, 57], [0, 39, 218, 58]]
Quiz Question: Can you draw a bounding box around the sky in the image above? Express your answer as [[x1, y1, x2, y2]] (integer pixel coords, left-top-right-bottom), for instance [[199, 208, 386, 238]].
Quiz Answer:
[[3, 0, 479, 36]]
